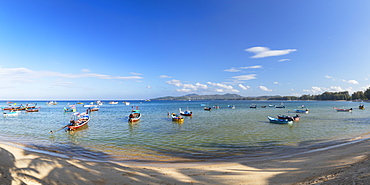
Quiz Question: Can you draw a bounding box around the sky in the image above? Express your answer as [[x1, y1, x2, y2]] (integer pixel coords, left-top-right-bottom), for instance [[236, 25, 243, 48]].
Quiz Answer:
[[1, 0, 370, 100]]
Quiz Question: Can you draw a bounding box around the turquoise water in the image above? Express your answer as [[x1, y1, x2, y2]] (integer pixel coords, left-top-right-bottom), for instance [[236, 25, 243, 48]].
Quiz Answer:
[[1, 100, 370, 163]]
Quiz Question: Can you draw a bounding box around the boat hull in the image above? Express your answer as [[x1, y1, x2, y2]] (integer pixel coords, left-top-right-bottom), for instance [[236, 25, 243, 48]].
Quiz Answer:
[[268, 116, 293, 124]]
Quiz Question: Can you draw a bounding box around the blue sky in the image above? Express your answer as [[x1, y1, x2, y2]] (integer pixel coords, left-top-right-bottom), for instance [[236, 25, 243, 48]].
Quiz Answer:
[[1, 0, 370, 100]]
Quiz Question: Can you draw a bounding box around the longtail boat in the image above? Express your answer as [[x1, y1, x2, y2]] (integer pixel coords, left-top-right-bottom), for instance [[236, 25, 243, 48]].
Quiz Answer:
[[267, 116, 293, 124], [128, 109, 141, 122], [67, 111, 90, 131], [333, 107, 352, 112]]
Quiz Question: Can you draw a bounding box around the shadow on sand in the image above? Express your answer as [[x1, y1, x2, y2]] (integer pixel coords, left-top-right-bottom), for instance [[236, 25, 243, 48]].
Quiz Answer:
[[1, 137, 370, 184]]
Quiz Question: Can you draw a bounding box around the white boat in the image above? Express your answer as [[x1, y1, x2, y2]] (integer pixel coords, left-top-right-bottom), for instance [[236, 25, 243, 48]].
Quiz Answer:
[[3, 111, 20, 117], [83, 102, 95, 107], [46, 101, 57, 105], [109, 101, 118, 105], [123, 101, 130, 105]]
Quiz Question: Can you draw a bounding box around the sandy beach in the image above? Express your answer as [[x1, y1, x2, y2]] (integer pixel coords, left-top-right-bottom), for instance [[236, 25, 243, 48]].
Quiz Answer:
[[1, 136, 370, 185]]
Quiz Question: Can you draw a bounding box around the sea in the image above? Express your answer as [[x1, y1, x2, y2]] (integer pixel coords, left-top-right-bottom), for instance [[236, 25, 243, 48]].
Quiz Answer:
[[1, 100, 370, 164]]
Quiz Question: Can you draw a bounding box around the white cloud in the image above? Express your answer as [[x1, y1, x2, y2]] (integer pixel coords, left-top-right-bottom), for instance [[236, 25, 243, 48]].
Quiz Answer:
[[330, 86, 344, 91], [147, 86, 151, 89], [278, 59, 290, 62], [303, 86, 354, 94], [245, 46, 297, 58], [165, 79, 182, 87], [166, 79, 211, 92], [166, 80, 239, 93], [345, 80, 359, 84], [238, 84, 250, 90], [159, 75, 173, 78], [231, 74, 257, 81], [325, 75, 332, 79], [224, 68, 241, 72], [259, 86, 272, 91], [273, 82, 279, 84], [240, 65, 263, 69], [207, 82, 238, 92], [81, 69, 90, 73], [131, 72, 143, 75], [0, 67, 143, 82]]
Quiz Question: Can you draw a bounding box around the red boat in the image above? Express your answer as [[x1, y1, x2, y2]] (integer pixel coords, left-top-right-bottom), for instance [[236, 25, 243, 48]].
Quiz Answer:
[[67, 111, 90, 131], [26, 108, 39, 112], [333, 107, 352, 112]]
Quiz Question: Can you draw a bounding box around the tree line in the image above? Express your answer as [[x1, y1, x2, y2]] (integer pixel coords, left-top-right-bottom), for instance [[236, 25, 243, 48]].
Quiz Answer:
[[269, 88, 370, 101]]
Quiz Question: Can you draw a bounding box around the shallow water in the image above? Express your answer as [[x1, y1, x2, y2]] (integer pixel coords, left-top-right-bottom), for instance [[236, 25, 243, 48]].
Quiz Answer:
[[1, 100, 369, 163]]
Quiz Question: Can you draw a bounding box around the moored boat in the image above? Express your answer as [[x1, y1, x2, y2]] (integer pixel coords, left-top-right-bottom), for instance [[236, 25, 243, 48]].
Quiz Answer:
[[359, 103, 365, 110], [26, 108, 39, 112], [128, 109, 141, 122], [169, 113, 184, 122], [64, 105, 76, 112], [67, 111, 90, 131], [275, 105, 285, 108], [293, 109, 309, 114], [333, 107, 352, 112], [46, 101, 57, 105], [3, 111, 20, 117], [109, 101, 118, 105], [267, 116, 293, 124], [90, 106, 99, 112], [204, 107, 212, 111], [228, 105, 235, 109], [179, 108, 192, 116], [250, 104, 257, 108], [278, 114, 300, 121]]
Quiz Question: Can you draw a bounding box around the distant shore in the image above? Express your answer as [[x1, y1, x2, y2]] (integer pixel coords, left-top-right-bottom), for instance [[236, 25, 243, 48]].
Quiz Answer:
[[2, 134, 370, 184]]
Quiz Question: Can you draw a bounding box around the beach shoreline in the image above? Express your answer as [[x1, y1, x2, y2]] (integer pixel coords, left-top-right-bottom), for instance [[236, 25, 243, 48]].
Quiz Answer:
[[2, 135, 370, 185]]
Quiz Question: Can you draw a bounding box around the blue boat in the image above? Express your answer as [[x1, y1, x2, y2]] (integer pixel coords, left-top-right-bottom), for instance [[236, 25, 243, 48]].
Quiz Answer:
[[293, 109, 309, 114], [267, 116, 293, 124]]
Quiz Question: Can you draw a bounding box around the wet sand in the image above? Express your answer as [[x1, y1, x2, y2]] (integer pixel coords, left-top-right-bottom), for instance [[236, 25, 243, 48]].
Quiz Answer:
[[1, 136, 370, 185]]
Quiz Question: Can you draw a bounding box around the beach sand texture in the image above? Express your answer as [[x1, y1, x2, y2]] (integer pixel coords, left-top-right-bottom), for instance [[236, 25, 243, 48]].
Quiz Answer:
[[1, 137, 370, 185]]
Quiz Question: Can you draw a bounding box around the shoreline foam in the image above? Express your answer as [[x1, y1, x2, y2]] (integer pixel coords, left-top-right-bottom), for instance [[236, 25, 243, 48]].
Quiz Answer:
[[2, 133, 370, 184]]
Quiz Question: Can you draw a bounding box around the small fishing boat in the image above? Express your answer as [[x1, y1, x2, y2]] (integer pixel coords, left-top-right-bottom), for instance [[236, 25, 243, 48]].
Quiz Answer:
[[90, 106, 99, 112], [275, 105, 285, 108], [129, 109, 141, 122], [67, 111, 90, 131], [261, 105, 267, 108], [123, 101, 130, 105], [278, 114, 300, 121], [3, 111, 20, 117], [293, 109, 309, 114], [250, 104, 257, 108], [333, 107, 352, 112], [83, 102, 95, 107], [25, 103, 37, 109], [204, 107, 212, 111], [46, 101, 57, 105], [228, 105, 235, 109], [179, 108, 192, 116], [109, 101, 118, 105], [170, 113, 184, 122], [64, 105, 76, 112], [26, 108, 39, 112], [213, 105, 220, 109], [359, 103, 365, 110], [267, 116, 293, 124]]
